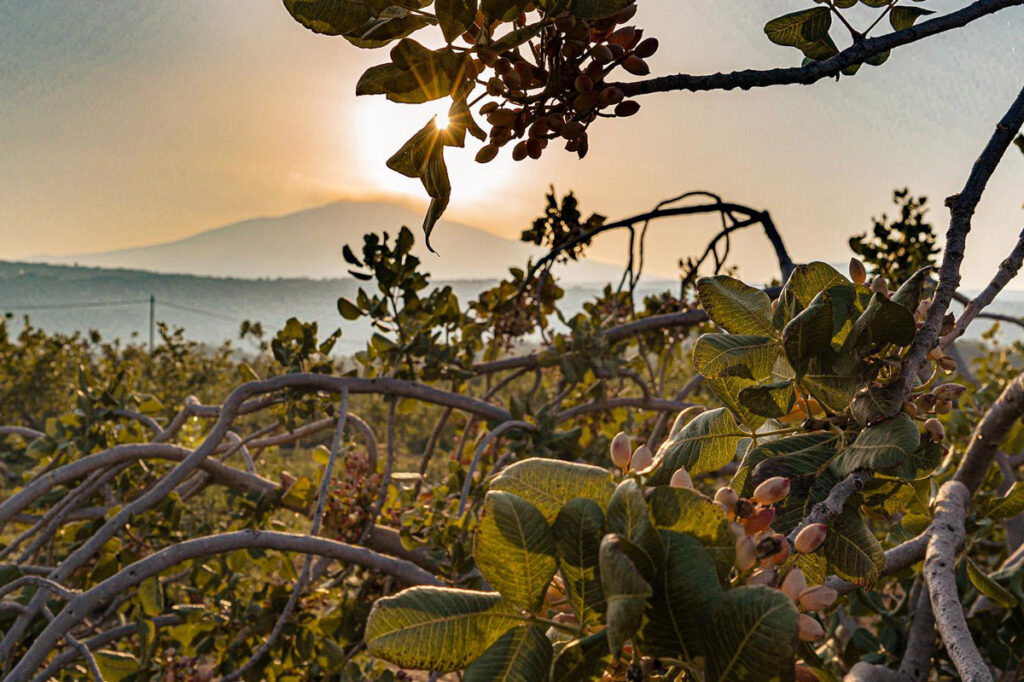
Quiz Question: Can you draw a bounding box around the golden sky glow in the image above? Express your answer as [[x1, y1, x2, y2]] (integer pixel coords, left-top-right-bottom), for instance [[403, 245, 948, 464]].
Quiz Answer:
[[1, 1, 1023, 285]]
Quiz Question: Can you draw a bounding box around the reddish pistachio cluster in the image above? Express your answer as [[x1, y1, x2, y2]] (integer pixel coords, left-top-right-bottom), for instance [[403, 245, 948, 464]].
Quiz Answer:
[[471, 6, 656, 164], [321, 451, 382, 543], [900, 381, 965, 443]]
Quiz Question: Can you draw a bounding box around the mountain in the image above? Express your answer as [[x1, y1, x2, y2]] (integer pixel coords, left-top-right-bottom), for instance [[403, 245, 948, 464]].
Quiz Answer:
[[35, 200, 623, 282]]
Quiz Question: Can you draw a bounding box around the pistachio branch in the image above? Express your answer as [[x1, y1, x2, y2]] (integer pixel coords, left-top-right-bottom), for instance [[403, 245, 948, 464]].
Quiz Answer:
[[924, 481, 991, 682]]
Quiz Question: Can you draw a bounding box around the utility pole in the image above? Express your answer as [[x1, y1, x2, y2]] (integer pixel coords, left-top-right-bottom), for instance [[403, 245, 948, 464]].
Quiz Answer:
[[149, 295, 155, 353]]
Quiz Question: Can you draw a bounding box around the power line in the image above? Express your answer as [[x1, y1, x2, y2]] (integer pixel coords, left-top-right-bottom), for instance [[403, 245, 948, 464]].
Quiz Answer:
[[0, 299, 150, 311], [159, 299, 236, 322]]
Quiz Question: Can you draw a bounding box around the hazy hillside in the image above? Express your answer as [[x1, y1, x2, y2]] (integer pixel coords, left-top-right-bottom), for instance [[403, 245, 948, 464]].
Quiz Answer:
[[0, 261, 672, 354], [33, 200, 623, 282]]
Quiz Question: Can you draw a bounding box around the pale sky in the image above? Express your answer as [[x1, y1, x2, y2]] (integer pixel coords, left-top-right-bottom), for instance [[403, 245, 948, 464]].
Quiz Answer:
[[1, 1, 1023, 286]]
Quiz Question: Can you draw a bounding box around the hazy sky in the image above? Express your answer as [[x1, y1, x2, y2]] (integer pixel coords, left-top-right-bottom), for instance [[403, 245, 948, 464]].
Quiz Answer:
[[1, 1, 1022, 285]]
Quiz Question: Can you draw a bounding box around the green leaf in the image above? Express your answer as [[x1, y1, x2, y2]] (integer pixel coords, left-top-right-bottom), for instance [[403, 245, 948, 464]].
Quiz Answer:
[[599, 535, 653, 656], [966, 557, 1019, 608], [94, 650, 139, 682], [337, 297, 362, 320], [365, 587, 521, 671], [692, 334, 779, 380], [551, 630, 611, 682], [783, 290, 835, 378], [606, 479, 664, 581], [738, 379, 796, 419], [988, 481, 1024, 521], [836, 292, 916, 370], [849, 382, 904, 427], [800, 355, 862, 413], [764, 8, 832, 48], [138, 576, 163, 617], [475, 491, 558, 612], [889, 439, 943, 481], [706, 376, 768, 432], [648, 408, 743, 482], [639, 531, 721, 660], [481, 0, 530, 21], [696, 276, 775, 336], [889, 6, 935, 31], [570, 0, 632, 19], [490, 459, 616, 522], [733, 432, 839, 496], [435, 0, 478, 43], [824, 507, 884, 585], [552, 498, 606, 627], [890, 267, 930, 311], [773, 261, 849, 330], [357, 40, 468, 103], [464, 625, 553, 682], [831, 413, 920, 476], [647, 486, 736, 582], [706, 585, 799, 682]]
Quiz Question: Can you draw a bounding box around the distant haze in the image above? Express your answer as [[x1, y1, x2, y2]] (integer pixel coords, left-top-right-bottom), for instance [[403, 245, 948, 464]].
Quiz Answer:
[[33, 200, 626, 283]]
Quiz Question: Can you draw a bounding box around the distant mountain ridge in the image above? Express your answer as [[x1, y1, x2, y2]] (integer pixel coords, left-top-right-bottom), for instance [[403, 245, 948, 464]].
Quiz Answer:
[[34, 200, 623, 282]]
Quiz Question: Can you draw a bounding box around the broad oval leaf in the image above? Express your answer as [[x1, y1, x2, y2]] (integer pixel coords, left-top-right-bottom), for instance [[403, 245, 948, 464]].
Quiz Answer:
[[783, 290, 835, 378], [824, 507, 884, 585], [764, 7, 832, 48], [692, 333, 780, 380], [464, 625, 553, 682], [435, 0, 478, 43], [490, 459, 616, 522], [696, 276, 775, 336], [706, 585, 799, 682], [831, 413, 920, 476], [890, 6, 935, 31], [647, 486, 736, 582], [552, 498, 606, 627], [738, 379, 796, 419], [365, 587, 522, 671], [732, 432, 840, 496], [966, 557, 1019, 608], [606, 479, 664, 581], [647, 407, 743, 482], [551, 630, 611, 682], [773, 261, 849, 330], [987, 481, 1024, 521], [95, 650, 138, 682], [639, 531, 721, 660], [570, 0, 633, 19], [599, 534, 653, 656], [475, 491, 558, 612]]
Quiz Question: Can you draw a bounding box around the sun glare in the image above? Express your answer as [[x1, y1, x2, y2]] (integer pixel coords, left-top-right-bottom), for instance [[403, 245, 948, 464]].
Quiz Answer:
[[350, 97, 512, 205]]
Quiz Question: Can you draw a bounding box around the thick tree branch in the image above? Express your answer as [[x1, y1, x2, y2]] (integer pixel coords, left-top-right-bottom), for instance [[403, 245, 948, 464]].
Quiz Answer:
[[788, 471, 872, 546], [8, 530, 443, 681], [942, 228, 1024, 347], [899, 582, 936, 682], [614, 0, 1024, 97], [924, 481, 991, 682], [893, 83, 1024, 406]]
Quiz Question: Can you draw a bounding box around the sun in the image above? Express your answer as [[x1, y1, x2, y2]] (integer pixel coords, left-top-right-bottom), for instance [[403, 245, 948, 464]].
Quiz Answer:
[[349, 96, 513, 204]]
